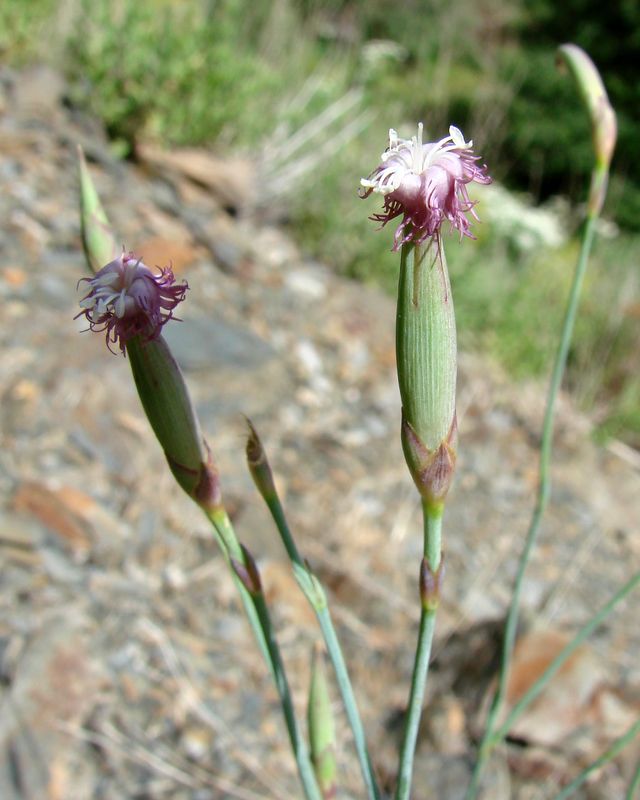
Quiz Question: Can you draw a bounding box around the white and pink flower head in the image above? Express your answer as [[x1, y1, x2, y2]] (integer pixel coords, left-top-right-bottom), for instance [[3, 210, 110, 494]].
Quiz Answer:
[[77, 251, 188, 353], [360, 124, 491, 250]]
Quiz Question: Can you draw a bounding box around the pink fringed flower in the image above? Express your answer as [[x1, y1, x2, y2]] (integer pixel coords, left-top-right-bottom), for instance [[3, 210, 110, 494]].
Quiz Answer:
[[360, 124, 491, 249], [77, 252, 188, 353]]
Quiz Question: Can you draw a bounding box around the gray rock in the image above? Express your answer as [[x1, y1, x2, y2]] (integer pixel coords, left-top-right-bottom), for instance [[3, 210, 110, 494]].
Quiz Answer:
[[163, 316, 274, 372]]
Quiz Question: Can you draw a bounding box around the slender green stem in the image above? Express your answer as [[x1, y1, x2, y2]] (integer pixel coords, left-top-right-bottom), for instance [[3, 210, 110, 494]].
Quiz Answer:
[[551, 716, 640, 800], [394, 502, 442, 800], [466, 212, 599, 799], [395, 611, 437, 798], [262, 493, 381, 800], [251, 590, 323, 800], [205, 508, 270, 662], [265, 494, 304, 565], [206, 508, 322, 800], [315, 605, 380, 800], [490, 570, 640, 749], [627, 755, 640, 800]]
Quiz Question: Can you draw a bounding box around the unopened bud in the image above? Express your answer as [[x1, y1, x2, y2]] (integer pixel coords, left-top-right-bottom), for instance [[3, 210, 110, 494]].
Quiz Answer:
[[308, 646, 337, 798], [557, 44, 616, 170], [557, 44, 616, 215], [245, 418, 277, 501]]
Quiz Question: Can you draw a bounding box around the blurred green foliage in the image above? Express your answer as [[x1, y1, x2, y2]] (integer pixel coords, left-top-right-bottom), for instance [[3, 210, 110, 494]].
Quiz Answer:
[[65, 0, 276, 151], [1, 0, 638, 445], [0, 0, 57, 63], [508, 0, 640, 229]]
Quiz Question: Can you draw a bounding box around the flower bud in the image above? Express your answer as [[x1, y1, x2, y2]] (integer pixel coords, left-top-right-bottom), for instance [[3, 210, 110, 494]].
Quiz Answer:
[[245, 418, 277, 501], [556, 44, 617, 216], [557, 44, 616, 171], [308, 646, 337, 799], [396, 243, 458, 508]]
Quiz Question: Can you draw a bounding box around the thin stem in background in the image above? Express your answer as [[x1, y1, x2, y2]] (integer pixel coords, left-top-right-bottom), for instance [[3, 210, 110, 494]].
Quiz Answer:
[[466, 209, 599, 798], [394, 502, 442, 800], [261, 490, 381, 800], [315, 606, 379, 797], [207, 509, 323, 800], [490, 570, 640, 749], [551, 717, 640, 800], [627, 755, 640, 800], [251, 590, 323, 800]]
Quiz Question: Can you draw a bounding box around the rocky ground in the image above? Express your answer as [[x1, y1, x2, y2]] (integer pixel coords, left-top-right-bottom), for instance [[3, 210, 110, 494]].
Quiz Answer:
[[1, 65, 639, 799]]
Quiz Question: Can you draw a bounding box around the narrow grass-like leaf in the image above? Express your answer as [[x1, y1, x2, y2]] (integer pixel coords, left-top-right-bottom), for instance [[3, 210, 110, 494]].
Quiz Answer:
[[552, 716, 640, 800], [78, 146, 119, 273]]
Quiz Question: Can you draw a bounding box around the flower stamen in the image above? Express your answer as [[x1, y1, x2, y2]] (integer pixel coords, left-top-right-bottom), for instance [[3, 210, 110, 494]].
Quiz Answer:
[[360, 123, 491, 250], [77, 251, 188, 354]]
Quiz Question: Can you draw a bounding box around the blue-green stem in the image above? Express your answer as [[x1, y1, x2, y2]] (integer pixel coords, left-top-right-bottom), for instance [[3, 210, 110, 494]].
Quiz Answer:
[[467, 202, 605, 799], [315, 605, 378, 797], [552, 716, 640, 800], [251, 588, 323, 800], [627, 755, 640, 799], [206, 508, 322, 800], [394, 501, 442, 800], [261, 492, 381, 800], [205, 508, 270, 662]]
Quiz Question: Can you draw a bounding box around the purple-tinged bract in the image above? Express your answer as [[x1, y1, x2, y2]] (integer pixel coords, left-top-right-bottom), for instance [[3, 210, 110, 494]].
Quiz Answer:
[[360, 124, 491, 249], [77, 252, 188, 353]]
